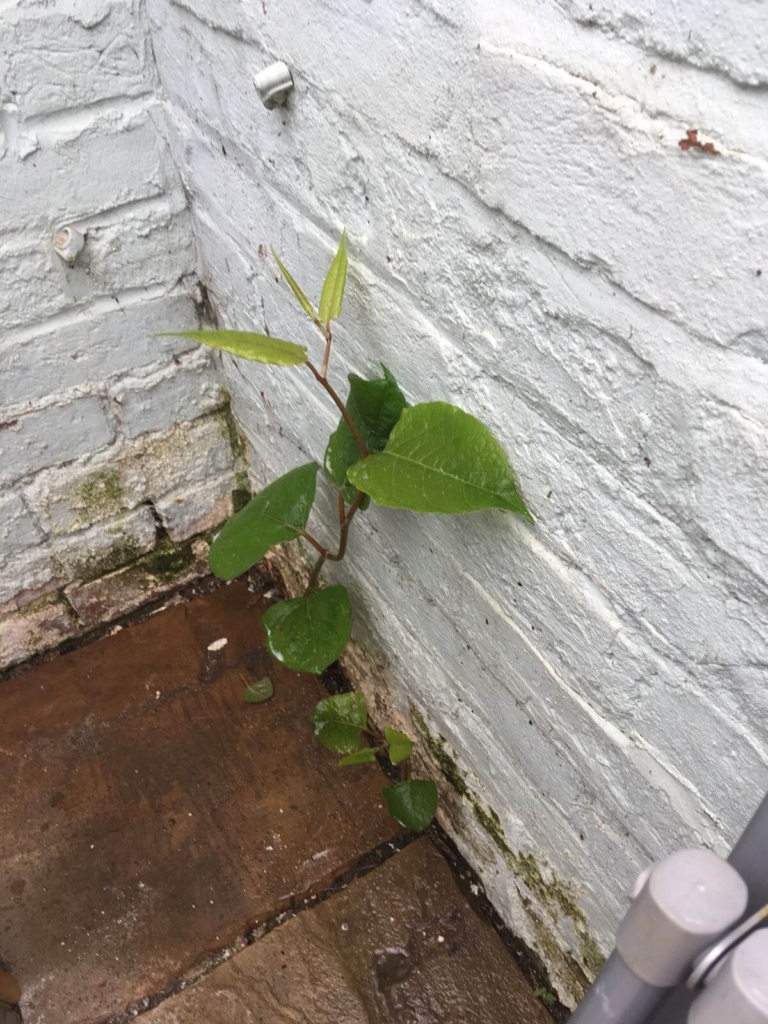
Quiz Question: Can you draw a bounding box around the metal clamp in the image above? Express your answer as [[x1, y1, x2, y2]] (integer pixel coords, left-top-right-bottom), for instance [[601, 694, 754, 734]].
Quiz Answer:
[[687, 904, 768, 991]]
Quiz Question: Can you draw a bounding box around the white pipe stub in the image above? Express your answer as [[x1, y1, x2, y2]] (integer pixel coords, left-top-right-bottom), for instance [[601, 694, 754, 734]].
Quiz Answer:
[[254, 61, 294, 109], [52, 226, 86, 266]]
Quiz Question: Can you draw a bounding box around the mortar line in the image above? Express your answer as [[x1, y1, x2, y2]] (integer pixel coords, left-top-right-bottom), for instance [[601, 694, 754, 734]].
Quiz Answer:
[[100, 831, 420, 1024]]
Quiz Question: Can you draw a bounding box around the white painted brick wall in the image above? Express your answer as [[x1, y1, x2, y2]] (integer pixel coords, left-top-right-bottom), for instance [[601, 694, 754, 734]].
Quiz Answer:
[[0, 0, 236, 668], [147, 0, 768, 1001]]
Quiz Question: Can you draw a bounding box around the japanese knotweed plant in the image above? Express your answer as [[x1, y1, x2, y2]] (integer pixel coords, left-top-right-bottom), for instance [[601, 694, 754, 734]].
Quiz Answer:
[[160, 232, 532, 833]]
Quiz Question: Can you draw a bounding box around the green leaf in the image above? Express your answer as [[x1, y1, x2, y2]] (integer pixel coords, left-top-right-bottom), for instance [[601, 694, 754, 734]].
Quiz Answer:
[[244, 677, 274, 703], [384, 728, 413, 765], [272, 250, 317, 322], [324, 364, 407, 505], [263, 585, 352, 674], [310, 692, 368, 753], [154, 330, 307, 365], [382, 780, 438, 831], [318, 230, 348, 321], [348, 401, 532, 520], [338, 746, 378, 767], [209, 463, 318, 580]]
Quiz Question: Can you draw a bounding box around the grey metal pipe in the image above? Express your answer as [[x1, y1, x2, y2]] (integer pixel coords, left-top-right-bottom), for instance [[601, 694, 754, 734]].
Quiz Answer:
[[729, 792, 768, 914], [569, 791, 768, 1024], [647, 790, 768, 1024], [568, 950, 668, 1024]]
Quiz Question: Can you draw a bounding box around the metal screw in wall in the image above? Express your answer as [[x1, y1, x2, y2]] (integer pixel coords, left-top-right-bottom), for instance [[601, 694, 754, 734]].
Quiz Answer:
[[254, 61, 294, 109]]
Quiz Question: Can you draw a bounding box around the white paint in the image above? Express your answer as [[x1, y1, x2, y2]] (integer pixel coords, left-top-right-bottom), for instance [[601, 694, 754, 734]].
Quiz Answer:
[[0, 0, 235, 664], [146, 0, 768, 1002]]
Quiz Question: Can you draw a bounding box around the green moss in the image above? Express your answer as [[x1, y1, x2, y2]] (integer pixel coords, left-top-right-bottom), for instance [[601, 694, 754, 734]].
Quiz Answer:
[[217, 399, 251, 513], [578, 926, 607, 976], [524, 902, 591, 1001], [409, 703, 469, 797], [74, 469, 125, 525], [471, 799, 513, 857], [407, 701, 603, 997], [135, 539, 196, 580], [508, 850, 582, 922], [231, 486, 250, 513], [218, 401, 248, 464], [53, 537, 145, 583]]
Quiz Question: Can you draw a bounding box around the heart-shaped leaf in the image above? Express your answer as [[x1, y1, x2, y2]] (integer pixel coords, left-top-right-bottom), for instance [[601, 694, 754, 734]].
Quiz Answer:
[[154, 330, 307, 365], [337, 746, 378, 767], [325, 364, 407, 505], [383, 780, 438, 831], [272, 250, 317, 322], [348, 401, 532, 519], [209, 463, 317, 580], [318, 230, 348, 321], [384, 728, 413, 765], [244, 677, 274, 703], [310, 692, 368, 753], [263, 585, 352, 674]]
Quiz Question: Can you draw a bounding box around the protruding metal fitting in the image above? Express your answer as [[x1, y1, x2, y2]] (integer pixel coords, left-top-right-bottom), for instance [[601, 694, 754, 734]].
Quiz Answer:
[[689, 930, 768, 1024], [254, 61, 294, 109], [617, 849, 748, 988], [53, 226, 86, 266]]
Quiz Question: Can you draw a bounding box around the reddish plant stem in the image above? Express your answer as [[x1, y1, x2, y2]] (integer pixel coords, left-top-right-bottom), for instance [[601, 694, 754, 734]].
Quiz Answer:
[[305, 491, 364, 592], [306, 361, 369, 459], [320, 321, 333, 378]]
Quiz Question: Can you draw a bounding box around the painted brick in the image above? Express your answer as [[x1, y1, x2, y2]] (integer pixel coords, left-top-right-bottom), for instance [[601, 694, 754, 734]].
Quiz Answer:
[[5, 0, 156, 121], [154, 471, 234, 541], [0, 504, 157, 609], [0, 205, 194, 333], [0, 491, 42, 565], [0, 107, 177, 233], [110, 348, 224, 439], [6, 0, 768, 1005], [560, 0, 768, 86], [0, 292, 199, 412], [0, 397, 114, 486], [24, 414, 235, 536], [151, 0, 768, 349]]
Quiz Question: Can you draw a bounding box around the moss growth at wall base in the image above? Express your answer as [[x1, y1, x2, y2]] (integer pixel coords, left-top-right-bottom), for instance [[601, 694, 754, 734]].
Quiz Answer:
[[135, 539, 199, 579], [52, 537, 147, 585], [410, 701, 605, 1000], [410, 703, 470, 798], [218, 398, 252, 515]]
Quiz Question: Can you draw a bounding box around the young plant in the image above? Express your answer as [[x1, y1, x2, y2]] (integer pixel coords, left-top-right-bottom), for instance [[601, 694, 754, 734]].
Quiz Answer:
[[159, 231, 532, 832]]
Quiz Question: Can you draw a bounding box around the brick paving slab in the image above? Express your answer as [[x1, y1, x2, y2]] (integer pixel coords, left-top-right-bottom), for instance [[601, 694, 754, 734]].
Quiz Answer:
[[0, 582, 399, 1024], [142, 838, 552, 1024]]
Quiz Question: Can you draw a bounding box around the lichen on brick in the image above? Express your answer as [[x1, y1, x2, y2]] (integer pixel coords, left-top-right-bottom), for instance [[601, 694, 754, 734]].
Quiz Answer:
[[73, 469, 126, 525]]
